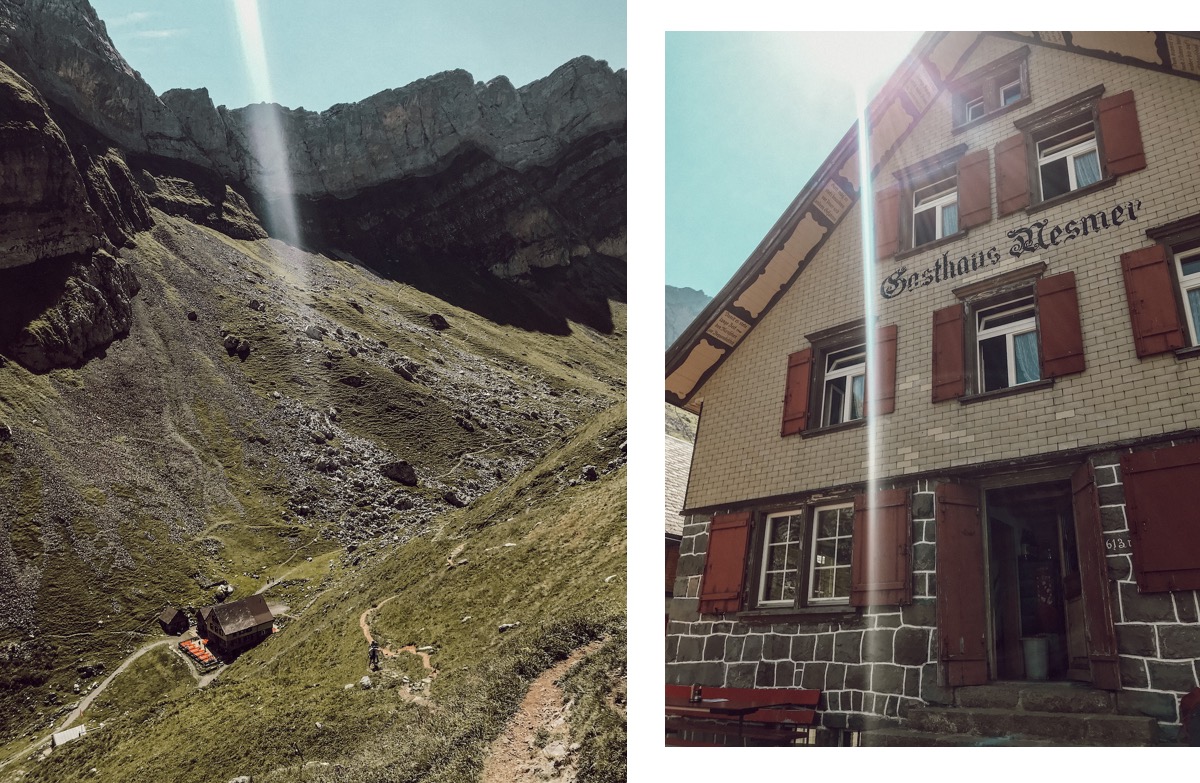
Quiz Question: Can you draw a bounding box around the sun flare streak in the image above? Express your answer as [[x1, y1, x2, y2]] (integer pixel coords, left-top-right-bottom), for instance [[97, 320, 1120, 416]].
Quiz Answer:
[[855, 84, 883, 630], [232, 0, 301, 248]]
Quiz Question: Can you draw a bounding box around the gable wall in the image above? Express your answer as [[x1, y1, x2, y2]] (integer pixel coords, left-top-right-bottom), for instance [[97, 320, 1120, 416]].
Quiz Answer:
[[686, 35, 1200, 511]]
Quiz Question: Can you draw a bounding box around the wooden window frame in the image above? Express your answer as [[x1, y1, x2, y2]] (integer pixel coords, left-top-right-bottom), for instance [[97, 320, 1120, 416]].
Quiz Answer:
[[1173, 243, 1200, 347], [974, 293, 1040, 392], [893, 146, 968, 257], [1013, 85, 1112, 211], [756, 510, 806, 607], [912, 177, 959, 248], [934, 261, 1084, 404], [1034, 121, 1101, 202], [819, 343, 866, 428], [955, 264, 1045, 398], [749, 501, 855, 612], [803, 320, 867, 436], [1144, 215, 1200, 354], [950, 46, 1031, 132]]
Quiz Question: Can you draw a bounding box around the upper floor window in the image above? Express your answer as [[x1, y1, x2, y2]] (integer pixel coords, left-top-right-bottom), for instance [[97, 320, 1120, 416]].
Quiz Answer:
[[876, 145, 990, 260], [931, 264, 1086, 403], [1036, 122, 1101, 201], [780, 322, 897, 437], [912, 177, 959, 247], [1125, 217, 1200, 358], [976, 295, 1040, 392], [998, 86, 1145, 216], [1175, 246, 1200, 346], [951, 47, 1030, 130], [821, 344, 865, 427]]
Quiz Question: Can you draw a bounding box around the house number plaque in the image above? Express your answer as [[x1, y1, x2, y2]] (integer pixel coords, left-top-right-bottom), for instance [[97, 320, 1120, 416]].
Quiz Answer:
[[1105, 534, 1132, 553]]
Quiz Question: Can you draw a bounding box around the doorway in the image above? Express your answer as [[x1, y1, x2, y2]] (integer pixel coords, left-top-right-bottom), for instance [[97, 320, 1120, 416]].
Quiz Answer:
[[984, 481, 1088, 682]]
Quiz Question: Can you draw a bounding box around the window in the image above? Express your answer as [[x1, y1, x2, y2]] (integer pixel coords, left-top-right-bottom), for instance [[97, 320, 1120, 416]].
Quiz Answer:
[[820, 344, 865, 427], [931, 266, 1085, 403], [998, 87, 1145, 216], [1123, 216, 1200, 357], [757, 511, 803, 606], [1000, 75, 1023, 107], [754, 503, 853, 609], [808, 504, 854, 604], [1036, 122, 1101, 201], [876, 146, 990, 259], [1174, 245, 1200, 345], [975, 294, 1039, 392], [912, 177, 959, 247], [779, 322, 896, 437], [963, 90, 985, 123], [951, 48, 1030, 129], [696, 490, 913, 616]]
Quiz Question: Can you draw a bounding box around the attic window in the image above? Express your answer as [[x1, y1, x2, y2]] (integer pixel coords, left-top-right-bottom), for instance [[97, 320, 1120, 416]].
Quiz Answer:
[[951, 47, 1031, 130]]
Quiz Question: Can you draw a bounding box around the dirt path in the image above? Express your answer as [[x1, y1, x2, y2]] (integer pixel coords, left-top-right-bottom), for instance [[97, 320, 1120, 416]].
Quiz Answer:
[[358, 596, 438, 680], [0, 637, 175, 773], [480, 640, 603, 783]]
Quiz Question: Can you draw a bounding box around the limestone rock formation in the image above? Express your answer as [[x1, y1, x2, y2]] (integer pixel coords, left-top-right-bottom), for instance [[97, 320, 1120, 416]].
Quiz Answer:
[[0, 60, 100, 269], [3, 249, 139, 372], [0, 0, 625, 369]]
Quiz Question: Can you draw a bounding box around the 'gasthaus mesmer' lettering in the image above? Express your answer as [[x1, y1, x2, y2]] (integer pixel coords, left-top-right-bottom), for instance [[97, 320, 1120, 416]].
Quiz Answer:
[[880, 198, 1142, 299]]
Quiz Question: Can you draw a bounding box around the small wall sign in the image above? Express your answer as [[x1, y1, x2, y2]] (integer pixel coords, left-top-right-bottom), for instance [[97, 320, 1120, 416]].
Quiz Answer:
[[1105, 534, 1133, 553]]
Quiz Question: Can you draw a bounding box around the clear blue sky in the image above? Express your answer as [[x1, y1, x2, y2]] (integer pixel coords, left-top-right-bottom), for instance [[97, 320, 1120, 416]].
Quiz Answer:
[[89, 0, 627, 111], [666, 32, 923, 297]]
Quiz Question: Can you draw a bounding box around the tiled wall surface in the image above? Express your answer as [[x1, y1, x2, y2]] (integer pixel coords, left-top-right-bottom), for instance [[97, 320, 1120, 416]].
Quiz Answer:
[[684, 37, 1200, 512]]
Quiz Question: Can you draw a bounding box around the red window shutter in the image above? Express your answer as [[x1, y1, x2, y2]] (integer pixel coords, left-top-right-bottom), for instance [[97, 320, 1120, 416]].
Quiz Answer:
[[1098, 90, 1146, 176], [850, 488, 911, 606], [869, 324, 898, 415], [931, 304, 965, 402], [1120, 244, 1186, 357], [935, 483, 987, 687], [1036, 271, 1086, 378], [956, 149, 991, 230], [1121, 442, 1200, 593], [780, 348, 813, 436], [995, 134, 1029, 216], [697, 511, 753, 614], [875, 186, 901, 260], [1070, 462, 1121, 690]]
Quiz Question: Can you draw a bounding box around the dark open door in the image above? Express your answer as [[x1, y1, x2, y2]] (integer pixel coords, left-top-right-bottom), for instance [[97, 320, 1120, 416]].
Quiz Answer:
[[936, 482, 988, 686], [1070, 462, 1121, 690]]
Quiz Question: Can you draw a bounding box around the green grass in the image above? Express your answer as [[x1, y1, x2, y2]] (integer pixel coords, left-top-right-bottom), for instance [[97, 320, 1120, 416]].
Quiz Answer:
[[1, 210, 624, 781]]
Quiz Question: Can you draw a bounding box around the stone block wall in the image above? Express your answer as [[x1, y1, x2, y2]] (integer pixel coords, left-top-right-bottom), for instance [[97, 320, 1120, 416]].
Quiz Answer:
[[667, 483, 941, 727], [1093, 454, 1200, 743]]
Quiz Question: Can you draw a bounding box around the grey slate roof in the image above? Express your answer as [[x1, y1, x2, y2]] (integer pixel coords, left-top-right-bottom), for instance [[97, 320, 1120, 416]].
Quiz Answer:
[[665, 435, 693, 538], [203, 594, 274, 635]]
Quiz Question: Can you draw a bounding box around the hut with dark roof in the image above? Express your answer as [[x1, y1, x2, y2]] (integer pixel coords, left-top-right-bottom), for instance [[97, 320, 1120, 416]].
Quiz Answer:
[[157, 606, 189, 636], [196, 594, 274, 655]]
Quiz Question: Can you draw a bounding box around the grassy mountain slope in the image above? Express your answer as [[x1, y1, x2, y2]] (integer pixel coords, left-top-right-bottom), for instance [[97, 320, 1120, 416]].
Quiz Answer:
[[0, 210, 625, 781]]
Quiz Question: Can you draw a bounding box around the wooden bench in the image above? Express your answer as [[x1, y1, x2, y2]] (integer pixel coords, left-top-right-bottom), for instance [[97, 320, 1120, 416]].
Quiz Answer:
[[665, 685, 821, 746]]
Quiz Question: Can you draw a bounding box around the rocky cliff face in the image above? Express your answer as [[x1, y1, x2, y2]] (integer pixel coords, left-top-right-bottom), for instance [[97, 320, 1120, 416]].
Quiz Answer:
[[0, 0, 624, 195], [0, 0, 625, 370]]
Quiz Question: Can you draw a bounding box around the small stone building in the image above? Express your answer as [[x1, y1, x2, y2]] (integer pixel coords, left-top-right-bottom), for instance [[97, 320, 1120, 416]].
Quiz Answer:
[[196, 594, 274, 655], [157, 606, 189, 636], [667, 31, 1200, 745]]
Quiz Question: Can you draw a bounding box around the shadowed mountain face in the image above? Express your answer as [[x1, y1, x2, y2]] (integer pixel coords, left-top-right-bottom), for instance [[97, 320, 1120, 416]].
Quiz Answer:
[[0, 0, 626, 360]]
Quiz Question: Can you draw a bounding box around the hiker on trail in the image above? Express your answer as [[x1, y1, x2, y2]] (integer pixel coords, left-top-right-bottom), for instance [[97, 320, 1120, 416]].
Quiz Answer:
[[369, 640, 380, 670]]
